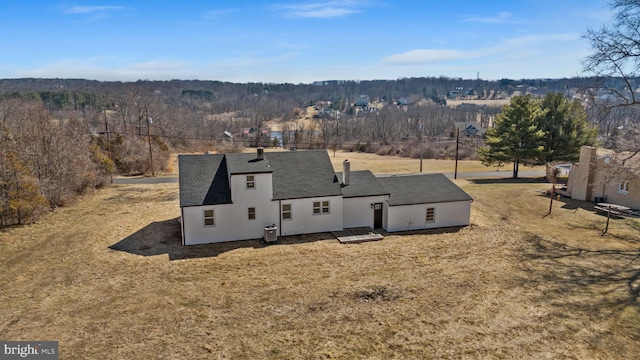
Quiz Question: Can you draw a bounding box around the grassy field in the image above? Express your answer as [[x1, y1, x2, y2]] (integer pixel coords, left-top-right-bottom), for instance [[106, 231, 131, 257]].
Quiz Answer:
[[326, 150, 541, 174], [257, 149, 541, 175], [1, 157, 639, 359]]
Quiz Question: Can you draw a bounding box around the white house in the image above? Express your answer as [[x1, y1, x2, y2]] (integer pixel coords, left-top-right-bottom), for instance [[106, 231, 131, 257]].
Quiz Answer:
[[179, 148, 472, 245]]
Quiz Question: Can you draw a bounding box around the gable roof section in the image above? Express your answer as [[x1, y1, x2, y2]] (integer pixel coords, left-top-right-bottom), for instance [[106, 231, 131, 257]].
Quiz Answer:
[[225, 153, 273, 175], [266, 150, 343, 200], [377, 174, 473, 206], [336, 170, 389, 198], [179, 154, 231, 207]]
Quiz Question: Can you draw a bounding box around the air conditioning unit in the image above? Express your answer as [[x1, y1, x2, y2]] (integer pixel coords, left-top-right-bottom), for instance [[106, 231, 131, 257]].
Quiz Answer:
[[263, 225, 278, 243]]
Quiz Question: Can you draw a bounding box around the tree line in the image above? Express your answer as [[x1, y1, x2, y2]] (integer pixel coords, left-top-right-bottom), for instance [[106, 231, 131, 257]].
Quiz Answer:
[[0, 98, 112, 226]]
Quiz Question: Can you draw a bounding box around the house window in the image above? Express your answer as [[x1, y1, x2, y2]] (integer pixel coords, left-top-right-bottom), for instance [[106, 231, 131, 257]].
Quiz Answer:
[[248, 207, 256, 220], [618, 180, 630, 194], [246, 175, 255, 189], [282, 204, 292, 220], [313, 200, 330, 215], [426, 207, 435, 223], [203, 209, 215, 227]]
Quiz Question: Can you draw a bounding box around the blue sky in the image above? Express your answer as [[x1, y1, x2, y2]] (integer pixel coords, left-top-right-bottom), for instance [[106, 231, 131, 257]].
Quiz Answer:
[[0, 0, 613, 83]]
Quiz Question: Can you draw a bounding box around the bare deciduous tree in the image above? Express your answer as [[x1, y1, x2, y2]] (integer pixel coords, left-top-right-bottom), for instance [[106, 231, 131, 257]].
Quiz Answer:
[[584, 0, 640, 107], [584, 0, 640, 159]]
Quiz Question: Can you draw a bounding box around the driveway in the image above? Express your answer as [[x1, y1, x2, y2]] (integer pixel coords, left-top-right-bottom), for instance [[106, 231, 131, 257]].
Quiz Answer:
[[113, 176, 179, 185]]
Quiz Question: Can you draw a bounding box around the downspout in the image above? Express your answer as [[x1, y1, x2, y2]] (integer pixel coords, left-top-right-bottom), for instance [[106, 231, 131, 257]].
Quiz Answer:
[[278, 200, 282, 236], [180, 207, 185, 246]]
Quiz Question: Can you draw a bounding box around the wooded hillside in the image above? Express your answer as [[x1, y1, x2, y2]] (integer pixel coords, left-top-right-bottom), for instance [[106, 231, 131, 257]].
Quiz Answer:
[[1, 76, 638, 226]]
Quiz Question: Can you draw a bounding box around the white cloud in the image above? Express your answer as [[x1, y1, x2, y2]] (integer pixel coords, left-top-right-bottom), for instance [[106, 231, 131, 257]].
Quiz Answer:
[[208, 52, 299, 68], [462, 11, 516, 24], [383, 33, 579, 66], [65, 6, 127, 14], [382, 49, 474, 65], [490, 33, 579, 52], [4, 31, 584, 83], [274, 0, 374, 19], [62, 5, 129, 21], [204, 8, 239, 20], [12, 59, 193, 81]]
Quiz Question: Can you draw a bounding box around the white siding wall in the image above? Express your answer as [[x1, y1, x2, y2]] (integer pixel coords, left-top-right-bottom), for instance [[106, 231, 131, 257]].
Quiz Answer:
[[385, 201, 471, 232], [182, 173, 278, 245], [230, 173, 273, 205], [182, 168, 472, 244], [182, 202, 277, 245], [279, 196, 343, 236], [343, 196, 388, 228]]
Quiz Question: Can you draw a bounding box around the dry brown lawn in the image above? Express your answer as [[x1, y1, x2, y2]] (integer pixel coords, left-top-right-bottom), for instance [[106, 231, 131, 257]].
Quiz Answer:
[[326, 150, 540, 174], [1, 166, 639, 358], [179, 149, 535, 175]]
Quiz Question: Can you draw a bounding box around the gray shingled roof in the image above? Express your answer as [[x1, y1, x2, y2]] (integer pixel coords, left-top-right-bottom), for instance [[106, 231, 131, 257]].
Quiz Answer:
[[377, 174, 473, 206], [179, 151, 471, 208], [225, 153, 273, 175], [179, 154, 231, 207], [179, 150, 343, 206], [336, 170, 389, 198], [266, 150, 343, 200]]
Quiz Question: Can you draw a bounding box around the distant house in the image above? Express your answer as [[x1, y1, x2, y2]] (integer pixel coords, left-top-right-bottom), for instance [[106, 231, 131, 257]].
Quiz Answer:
[[241, 127, 271, 146], [317, 107, 340, 119], [566, 146, 640, 209], [448, 91, 460, 99], [355, 95, 369, 107], [178, 149, 472, 245], [455, 122, 486, 138]]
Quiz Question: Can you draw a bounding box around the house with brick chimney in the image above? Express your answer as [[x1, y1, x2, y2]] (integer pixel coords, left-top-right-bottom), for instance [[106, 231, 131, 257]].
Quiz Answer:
[[566, 146, 640, 209], [178, 148, 472, 245]]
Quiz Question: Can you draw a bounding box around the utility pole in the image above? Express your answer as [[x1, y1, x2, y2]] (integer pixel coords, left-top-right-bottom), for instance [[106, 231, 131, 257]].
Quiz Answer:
[[454, 126, 460, 179], [104, 110, 113, 184], [145, 106, 155, 176], [333, 117, 340, 157], [419, 120, 424, 172]]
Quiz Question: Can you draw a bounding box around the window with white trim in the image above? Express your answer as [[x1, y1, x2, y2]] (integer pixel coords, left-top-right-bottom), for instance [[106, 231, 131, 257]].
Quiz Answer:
[[203, 209, 215, 227], [313, 200, 330, 215], [618, 180, 630, 194], [282, 203, 292, 220], [248, 207, 256, 220], [426, 207, 435, 223], [246, 175, 255, 189]]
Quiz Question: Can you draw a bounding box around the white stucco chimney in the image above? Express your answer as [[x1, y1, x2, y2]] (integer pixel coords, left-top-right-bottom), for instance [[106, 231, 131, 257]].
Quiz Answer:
[[257, 147, 264, 160], [343, 159, 350, 185]]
